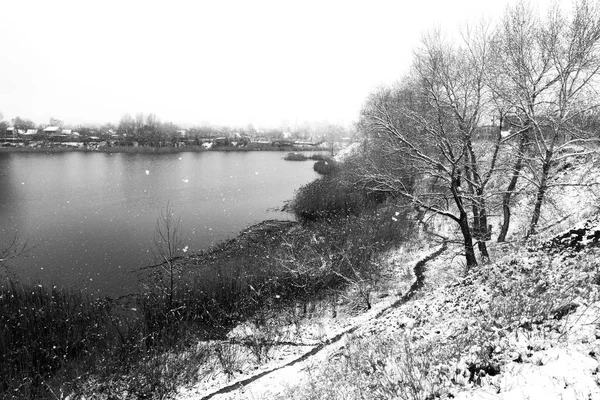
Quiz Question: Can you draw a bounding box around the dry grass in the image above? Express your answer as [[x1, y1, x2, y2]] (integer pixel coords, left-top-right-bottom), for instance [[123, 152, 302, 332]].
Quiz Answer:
[[272, 333, 453, 400], [266, 237, 600, 400]]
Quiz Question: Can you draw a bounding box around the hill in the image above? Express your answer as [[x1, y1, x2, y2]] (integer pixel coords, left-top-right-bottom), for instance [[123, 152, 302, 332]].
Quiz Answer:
[[176, 154, 600, 399]]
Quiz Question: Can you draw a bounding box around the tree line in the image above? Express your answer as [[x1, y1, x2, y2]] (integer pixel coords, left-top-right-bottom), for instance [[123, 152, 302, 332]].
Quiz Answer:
[[355, 0, 600, 267], [1, 111, 354, 147]]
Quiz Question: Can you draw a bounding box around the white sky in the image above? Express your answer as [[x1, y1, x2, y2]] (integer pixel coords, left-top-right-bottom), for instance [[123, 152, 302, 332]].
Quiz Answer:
[[0, 0, 553, 128]]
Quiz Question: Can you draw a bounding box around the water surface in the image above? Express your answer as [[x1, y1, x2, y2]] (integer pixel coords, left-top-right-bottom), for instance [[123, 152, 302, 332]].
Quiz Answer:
[[0, 151, 319, 296]]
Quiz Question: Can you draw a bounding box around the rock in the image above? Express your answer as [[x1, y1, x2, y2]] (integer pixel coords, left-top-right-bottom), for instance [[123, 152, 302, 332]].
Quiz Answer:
[[541, 216, 600, 253], [552, 303, 579, 320], [510, 352, 523, 363]]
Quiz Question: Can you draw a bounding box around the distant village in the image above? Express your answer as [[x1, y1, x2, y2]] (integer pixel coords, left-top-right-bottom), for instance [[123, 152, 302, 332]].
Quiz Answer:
[[0, 116, 355, 151]]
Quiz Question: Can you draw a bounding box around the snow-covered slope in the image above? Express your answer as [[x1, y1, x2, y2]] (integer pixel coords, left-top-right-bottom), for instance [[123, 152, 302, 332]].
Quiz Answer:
[[177, 153, 600, 400]]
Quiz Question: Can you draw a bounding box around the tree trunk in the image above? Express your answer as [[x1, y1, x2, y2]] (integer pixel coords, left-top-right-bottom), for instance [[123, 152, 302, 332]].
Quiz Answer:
[[469, 192, 490, 261], [451, 179, 478, 268], [498, 134, 526, 242], [475, 188, 490, 261], [459, 210, 478, 267], [464, 142, 490, 261], [527, 150, 553, 237]]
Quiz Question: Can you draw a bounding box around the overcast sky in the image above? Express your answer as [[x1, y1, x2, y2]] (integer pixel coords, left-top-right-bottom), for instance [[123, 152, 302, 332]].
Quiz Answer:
[[0, 0, 552, 128]]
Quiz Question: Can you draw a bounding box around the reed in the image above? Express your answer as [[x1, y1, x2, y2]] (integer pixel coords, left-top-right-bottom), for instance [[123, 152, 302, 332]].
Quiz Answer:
[[0, 281, 113, 397]]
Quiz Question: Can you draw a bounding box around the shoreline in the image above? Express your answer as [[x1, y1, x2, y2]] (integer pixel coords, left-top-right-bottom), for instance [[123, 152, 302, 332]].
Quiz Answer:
[[187, 219, 297, 263], [139, 219, 296, 278], [0, 144, 328, 154]]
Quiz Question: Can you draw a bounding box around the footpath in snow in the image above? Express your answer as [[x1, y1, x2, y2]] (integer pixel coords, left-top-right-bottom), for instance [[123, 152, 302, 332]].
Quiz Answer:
[[178, 242, 448, 400]]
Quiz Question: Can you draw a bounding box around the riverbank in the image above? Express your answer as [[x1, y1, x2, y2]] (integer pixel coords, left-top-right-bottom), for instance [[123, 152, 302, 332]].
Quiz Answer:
[[179, 239, 443, 400], [0, 143, 329, 154], [169, 145, 600, 399], [1, 170, 411, 398], [283, 152, 331, 161], [261, 217, 600, 400]]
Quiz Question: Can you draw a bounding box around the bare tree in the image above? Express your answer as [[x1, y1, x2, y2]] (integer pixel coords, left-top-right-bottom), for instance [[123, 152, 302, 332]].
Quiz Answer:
[[455, 22, 500, 260], [360, 86, 479, 267], [145, 113, 159, 129], [135, 113, 145, 131], [490, 0, 600, 237], [526, 0, 600, 235], [11, 117, 36, 131], [0, 235, 30, 279], [49, 117, 63, 127], [323, 124, 345, 156], [357, 27, 502, 267], [487, 2, 545, 241], [117, 113, 136, 138], [152, 202, 185, 309]]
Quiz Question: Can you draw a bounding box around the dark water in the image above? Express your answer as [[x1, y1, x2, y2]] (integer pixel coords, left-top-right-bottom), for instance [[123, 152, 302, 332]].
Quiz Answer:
[[0, 151, 319, 296]]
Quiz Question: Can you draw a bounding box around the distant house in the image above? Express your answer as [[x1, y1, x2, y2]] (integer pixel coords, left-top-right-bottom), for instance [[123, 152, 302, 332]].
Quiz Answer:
[[61, 129, 81, 141], [43, 126, 62, 135], [271, 140, 294, 147], [5, 127, 34, 137], [5, 127, 15, 136], [23, 129, 38, 136], [176, 129, 187, 137], [252, 136, 270, 144], [43, 126, 67, 140], [213, 137, 229, 146]]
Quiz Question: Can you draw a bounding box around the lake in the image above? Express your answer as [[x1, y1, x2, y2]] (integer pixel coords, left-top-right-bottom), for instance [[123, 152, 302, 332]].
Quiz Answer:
[[0, 151, 320, 296]]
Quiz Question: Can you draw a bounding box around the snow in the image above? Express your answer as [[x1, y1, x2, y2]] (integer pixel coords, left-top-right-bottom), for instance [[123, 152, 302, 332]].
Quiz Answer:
[[177, 245, 435, 399], [175, 153, 600, 400], [178, 237, 600, 399], [455, 349, 600, 400], [333, 142, 361, 162]]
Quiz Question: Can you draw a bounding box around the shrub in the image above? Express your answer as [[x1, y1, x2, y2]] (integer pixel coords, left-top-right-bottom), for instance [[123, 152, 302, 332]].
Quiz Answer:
[[288, 176, 380, 223], [276, 209, 413, 311], [284, 152, 308, 161], [313, 159, 338, 175]]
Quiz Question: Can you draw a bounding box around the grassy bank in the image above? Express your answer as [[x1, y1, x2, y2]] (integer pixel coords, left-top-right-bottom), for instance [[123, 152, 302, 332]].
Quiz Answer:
[[0, 159, 411, 399]]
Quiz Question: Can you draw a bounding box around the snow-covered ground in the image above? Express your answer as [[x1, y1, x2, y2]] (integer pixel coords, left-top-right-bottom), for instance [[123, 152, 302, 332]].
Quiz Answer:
[[176, 151, 600, 400], [176, 242, 439, 399]]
